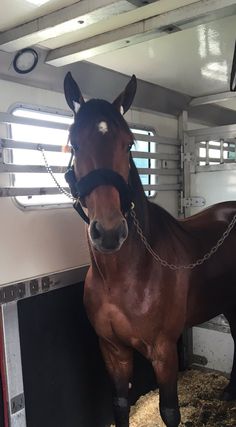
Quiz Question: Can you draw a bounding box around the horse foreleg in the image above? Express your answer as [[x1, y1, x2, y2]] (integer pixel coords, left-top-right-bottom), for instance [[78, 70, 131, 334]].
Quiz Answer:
[[222, 310, 236, 401], [99, 338, 133, 427], [152, 340, 180, 427]]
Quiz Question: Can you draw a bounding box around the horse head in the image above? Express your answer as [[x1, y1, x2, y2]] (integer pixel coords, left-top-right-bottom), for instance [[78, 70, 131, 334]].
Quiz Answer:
[[64, 72, 137, 254]]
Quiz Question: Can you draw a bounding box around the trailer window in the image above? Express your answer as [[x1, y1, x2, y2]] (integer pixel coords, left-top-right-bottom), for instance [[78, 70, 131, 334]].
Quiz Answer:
[[9, 107, 73, 207], [130, 128, 156, 197], [7, 107, 156, 208], [198, 140, 236, 166]]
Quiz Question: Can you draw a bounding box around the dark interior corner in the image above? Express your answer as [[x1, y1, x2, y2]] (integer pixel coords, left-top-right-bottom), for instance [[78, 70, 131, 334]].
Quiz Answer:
[[17, 283, 159, 427]]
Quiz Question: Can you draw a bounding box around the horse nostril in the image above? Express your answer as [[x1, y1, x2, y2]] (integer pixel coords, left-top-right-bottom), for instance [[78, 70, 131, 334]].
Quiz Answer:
[[90, 220, 103, 240], [119, 218, 128, 240]]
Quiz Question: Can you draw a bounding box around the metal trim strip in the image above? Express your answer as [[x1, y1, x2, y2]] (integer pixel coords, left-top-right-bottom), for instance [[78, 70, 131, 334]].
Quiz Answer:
[[0, 266, 89, 305], [2, 303, 26, 426], [195, 163, 236, 173], [197, 321, 230, 334], [187, 124, 236, 142], [0, 308, 9, 427]]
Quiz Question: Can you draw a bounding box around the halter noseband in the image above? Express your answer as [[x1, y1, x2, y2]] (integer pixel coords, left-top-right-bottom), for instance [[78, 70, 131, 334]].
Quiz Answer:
[[65, 165, 133, 224]]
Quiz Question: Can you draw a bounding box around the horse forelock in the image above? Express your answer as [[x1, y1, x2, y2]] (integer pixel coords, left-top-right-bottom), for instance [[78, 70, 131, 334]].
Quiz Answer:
[[73, 98, 131, 134]]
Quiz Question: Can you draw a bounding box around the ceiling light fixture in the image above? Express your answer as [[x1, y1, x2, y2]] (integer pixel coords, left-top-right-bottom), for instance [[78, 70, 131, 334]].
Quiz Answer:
[[26, 0, 51, 5]]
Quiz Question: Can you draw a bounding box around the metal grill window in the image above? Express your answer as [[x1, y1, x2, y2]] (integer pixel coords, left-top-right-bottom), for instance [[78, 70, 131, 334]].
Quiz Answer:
[[198, 140, 236, 166], [0, 107, 161, 208], [9, 108, 73, 206], [130, 128, 156, 197]]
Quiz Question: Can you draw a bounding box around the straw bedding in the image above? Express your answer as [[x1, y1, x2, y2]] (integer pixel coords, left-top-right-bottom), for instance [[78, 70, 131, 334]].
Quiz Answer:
[[111, 369, 236, 426]]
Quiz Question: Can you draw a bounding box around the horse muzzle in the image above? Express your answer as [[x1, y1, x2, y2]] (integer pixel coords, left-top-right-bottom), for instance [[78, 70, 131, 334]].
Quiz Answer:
[[89, 218, 128, 253]]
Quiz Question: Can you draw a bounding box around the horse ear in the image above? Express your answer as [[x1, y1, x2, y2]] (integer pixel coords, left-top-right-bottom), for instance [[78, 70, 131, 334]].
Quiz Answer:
[[113, 75, 137, 115], [64, 72, 85, 114]]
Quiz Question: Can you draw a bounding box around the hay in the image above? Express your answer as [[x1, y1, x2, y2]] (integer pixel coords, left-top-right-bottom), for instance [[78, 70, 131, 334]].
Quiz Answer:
[[110, 369, 236, 426]]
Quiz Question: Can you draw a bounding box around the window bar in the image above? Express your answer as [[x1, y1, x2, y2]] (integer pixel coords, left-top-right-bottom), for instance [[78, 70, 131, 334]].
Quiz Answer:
[[0, 139, 63, 153], [196, 142, 200, 166], [206, 141, 210, 166], [0, 184, 181, 197], [148, 132, 151, 196], [220, 139, 224, 164]]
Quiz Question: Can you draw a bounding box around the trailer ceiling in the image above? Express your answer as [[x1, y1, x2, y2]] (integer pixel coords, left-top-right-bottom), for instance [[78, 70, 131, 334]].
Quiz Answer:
[[0, 0, 236, 121]]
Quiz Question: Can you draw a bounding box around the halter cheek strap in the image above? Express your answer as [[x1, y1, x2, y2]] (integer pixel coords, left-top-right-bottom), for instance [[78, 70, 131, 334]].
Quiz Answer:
[[65, 166, 133, 224], [230, 40, 236, 91]]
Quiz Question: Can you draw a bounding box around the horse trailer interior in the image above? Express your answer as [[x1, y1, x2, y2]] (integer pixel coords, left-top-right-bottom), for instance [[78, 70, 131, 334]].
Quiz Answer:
[[1, 1, 236, 426]]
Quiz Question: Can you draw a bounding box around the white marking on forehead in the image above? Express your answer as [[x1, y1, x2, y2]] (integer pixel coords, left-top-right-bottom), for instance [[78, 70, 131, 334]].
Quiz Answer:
[[120, 105, 124, 115], [98, 121, 108, 134]]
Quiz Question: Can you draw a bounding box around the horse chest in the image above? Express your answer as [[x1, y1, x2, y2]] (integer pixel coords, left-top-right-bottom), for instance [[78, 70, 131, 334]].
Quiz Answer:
[[85, 273, 184, 352], [87, 291, 162, 355], [93, 301, 134, 342]]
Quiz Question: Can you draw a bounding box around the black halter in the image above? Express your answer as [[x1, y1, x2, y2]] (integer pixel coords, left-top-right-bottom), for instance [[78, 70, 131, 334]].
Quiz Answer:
[[65, 164, 133, 224], [230, 40, 236, 91]]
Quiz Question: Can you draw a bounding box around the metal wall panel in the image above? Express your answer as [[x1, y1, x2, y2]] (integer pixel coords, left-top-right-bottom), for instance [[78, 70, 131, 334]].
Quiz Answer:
[[193, 327, 234, 373]]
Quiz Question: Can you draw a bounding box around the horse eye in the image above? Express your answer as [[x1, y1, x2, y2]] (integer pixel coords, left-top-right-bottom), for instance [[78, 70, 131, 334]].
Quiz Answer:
[[70, 137, 79, 152], [73, 144, 79, 152], [127, 142, 133, 152]]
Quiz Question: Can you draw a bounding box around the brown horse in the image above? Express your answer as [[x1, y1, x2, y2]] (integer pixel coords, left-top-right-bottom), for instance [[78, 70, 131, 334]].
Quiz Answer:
[[64, 72, 236, 427]]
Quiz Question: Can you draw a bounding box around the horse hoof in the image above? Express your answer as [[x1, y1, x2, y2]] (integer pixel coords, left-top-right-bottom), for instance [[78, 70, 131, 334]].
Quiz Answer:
[[220, 388, 236, 401], [160, 407, 181, 427]]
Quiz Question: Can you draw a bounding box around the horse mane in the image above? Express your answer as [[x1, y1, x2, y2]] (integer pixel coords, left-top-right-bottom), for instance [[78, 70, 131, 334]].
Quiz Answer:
[[128, 155, 188, 242], [128, 156, 145, 196], [128, 155, 150, 234]]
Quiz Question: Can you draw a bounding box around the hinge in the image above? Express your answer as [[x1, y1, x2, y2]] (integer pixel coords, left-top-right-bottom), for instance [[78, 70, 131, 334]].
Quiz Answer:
[[180, 150, 193, 169], [182, 196, 205, 208]]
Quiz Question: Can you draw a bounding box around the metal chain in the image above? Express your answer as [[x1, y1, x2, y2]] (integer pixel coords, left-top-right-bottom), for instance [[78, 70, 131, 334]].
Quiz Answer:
[[38, 145, 75, 201], [39, 145, 236, 270], [130, 209, 236, 270]]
